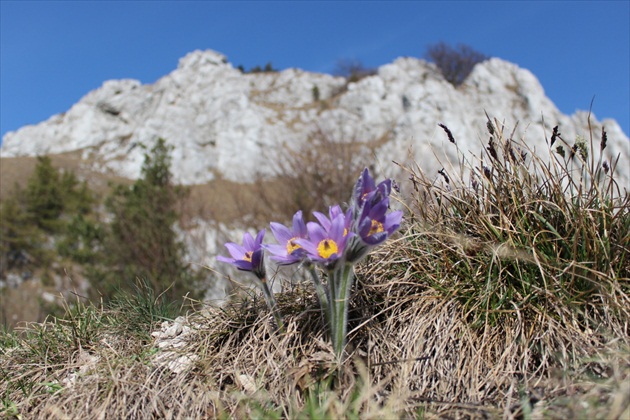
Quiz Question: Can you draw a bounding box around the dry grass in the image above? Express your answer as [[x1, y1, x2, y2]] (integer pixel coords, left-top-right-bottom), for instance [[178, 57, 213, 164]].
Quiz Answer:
[[0, 150, 356, 228], [0, 152, 260, 226], [0, 152, 135, 202], [1, 117, 629, 418], [2, 231, 629, 417], [1, 233, 627, 418], [249, 123, 391, 225]]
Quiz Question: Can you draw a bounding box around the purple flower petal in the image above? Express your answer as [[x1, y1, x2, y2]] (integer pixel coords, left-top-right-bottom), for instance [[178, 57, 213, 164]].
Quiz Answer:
[[270, 222, 293, 244], [217, 229, 266, 278], [297, 212, 352, 267], [267, 211, 309, 265]]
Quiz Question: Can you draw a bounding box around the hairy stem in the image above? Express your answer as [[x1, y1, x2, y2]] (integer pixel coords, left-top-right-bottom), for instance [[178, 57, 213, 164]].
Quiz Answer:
[[307, 264, 331, 326], [259, 279, 284, 333], [330, 262, 355, 360]]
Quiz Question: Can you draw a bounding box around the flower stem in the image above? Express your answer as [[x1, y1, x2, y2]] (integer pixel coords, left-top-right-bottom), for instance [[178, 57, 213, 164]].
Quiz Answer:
[[330, 262, 355, 361], [260, 279, 284, 333], [307, 264, 331, 326]]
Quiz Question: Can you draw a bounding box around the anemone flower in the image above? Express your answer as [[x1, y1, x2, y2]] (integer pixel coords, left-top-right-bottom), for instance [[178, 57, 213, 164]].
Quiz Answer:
[[297, 212, 352, 268], [357, 197, 403, 246], [312, 205, 352, 236], [296, 211, 356, 360], [267, 210, 308, 265], [217, 229, 266, 280], [352, 167, 392, 210], [268, 210, 334, 323], [217, 229, 284, 332]]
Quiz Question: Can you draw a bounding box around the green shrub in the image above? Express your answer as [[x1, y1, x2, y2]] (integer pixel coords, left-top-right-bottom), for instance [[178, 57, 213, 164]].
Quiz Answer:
[[0, 157, 97, 274], [405, 118, 629, 327], [312, 85, 320, 102], [89, 139, 203, 304]]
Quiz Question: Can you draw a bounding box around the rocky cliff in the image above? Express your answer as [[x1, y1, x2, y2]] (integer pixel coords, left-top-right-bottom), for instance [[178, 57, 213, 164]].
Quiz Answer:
[[2, 49, 628, 188]]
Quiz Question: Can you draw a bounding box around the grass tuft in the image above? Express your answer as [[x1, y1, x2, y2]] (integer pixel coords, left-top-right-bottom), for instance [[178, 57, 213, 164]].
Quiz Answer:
[[1, 117, 628, 418]]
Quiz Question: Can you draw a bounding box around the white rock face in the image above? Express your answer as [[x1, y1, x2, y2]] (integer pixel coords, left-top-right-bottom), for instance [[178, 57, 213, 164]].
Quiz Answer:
[[2, 49, 629, 189]]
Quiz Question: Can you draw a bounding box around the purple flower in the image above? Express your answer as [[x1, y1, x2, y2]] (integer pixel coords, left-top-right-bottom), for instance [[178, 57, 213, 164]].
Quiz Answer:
[[266, 210, 308, 265], [352, 168, 392, 211], [217, 229, 266, 279], [346, 168, 403, 262], [356, 197, 403, 245], [296, 212, 352, 267], [313, 205, 352, 235]]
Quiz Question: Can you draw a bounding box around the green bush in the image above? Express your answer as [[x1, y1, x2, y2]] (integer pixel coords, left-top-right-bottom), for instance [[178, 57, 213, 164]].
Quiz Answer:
[[0, 157, 96, 275], [406, 118, 629, 327], [1, 142, 205, 327]]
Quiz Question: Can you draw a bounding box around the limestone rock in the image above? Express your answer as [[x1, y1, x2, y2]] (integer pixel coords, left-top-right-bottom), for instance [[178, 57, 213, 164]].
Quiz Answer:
[[2, 49, 627, 188]]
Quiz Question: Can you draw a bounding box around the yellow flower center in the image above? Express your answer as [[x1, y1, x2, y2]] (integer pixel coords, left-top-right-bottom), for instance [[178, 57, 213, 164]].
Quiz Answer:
[[243, 251, 253, 262], [317, 239, 339, 259], [368, 220, 384, 236], [286, 238, 302, 255]]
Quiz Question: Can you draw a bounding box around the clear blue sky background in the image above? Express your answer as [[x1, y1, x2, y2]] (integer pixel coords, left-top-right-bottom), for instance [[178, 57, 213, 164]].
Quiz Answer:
[[1, 1, 629, 142]]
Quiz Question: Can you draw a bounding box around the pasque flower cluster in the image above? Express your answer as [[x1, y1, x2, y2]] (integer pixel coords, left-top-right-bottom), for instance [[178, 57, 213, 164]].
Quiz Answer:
[[218, 168, 402, 358]]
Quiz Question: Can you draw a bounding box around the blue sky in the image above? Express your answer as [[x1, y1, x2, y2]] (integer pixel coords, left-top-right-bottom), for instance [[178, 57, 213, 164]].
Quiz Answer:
[[1, 1, 629, 142]]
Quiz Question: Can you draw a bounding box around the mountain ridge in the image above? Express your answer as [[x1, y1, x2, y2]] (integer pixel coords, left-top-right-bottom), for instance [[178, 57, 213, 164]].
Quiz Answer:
[[2, 49, 628, 188]]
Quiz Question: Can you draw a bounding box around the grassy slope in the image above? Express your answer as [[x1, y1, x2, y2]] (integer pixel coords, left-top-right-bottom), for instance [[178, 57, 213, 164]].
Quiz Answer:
[[1, 120, 629, 418]]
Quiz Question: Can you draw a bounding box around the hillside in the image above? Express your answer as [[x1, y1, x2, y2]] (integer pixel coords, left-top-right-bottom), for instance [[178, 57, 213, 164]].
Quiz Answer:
[[1, 49, 629, 329], [1, 121, 628, 417], [1, 50, 628, 416], [2, 49, 628, 189]]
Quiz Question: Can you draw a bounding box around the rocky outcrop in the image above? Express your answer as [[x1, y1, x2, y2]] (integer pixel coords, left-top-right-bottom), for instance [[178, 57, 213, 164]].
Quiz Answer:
[[2, 49, 628, 188]]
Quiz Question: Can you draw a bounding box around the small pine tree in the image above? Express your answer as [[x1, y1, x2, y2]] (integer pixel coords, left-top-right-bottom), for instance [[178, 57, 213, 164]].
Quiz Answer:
[[1, 157, 97, 274], [94, 139, 200, 303], [24, 156, 65, 233], [0, 193, 42, 273], [312, 85, 320, 102], [1, 157, 105, 327], [59, 170, 94, 216], [57, 214, 105, 265]]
